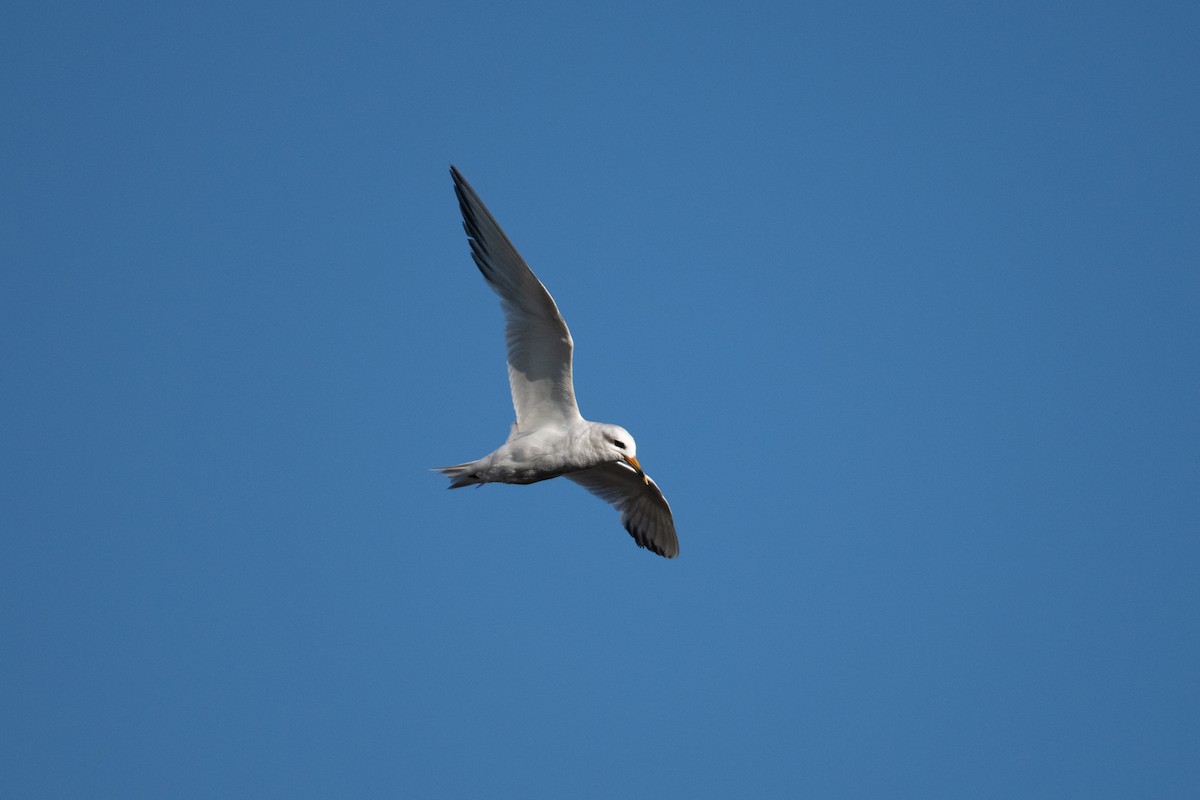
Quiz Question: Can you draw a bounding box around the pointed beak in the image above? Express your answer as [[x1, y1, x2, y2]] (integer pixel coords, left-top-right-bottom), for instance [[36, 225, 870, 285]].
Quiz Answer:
[[623, 454, 651, 485]]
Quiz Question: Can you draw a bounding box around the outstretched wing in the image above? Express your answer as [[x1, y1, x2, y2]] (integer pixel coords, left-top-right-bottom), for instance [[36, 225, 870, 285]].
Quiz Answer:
[[451, 166, 582, 431], [566, 463, 679, 558]]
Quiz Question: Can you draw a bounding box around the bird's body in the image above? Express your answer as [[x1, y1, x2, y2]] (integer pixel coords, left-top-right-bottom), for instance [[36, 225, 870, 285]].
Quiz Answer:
[[435, 167, 679, 558], [440, 422, 620, 486]]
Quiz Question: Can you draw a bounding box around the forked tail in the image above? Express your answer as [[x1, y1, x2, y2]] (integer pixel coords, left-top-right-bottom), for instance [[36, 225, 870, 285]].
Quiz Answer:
[[431, 460, 485, 489]]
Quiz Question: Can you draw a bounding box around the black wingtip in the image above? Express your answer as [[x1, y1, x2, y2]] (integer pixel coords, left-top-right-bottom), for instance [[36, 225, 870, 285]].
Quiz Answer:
[[626, 522, 680, 559]]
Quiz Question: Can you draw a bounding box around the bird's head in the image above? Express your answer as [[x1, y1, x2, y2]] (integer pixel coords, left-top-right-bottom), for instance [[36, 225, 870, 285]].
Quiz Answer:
[[594, 424, 649, 484]]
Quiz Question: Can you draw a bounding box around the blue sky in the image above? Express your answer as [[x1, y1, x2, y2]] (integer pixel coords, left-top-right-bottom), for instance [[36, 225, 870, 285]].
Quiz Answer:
[[3, 1, 1198, 797]]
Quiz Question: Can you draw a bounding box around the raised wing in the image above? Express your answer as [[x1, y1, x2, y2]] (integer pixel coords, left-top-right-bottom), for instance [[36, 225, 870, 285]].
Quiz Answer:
[[566, 463, 679, 558], [451, 167, 582, 431]]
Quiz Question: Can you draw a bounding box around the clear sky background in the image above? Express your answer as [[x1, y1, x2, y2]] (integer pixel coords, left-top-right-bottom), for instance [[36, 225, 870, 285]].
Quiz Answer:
[[3, 1, 1198, 797]]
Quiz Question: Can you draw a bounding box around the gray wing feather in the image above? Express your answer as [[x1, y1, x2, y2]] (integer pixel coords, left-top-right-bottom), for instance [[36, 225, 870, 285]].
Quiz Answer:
[[451, 167, 582, 430], [565, 463, 679, 558]]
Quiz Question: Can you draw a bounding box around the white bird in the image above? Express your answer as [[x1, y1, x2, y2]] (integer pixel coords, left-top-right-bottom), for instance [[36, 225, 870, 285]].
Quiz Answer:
[[434, 166, 679, 559]]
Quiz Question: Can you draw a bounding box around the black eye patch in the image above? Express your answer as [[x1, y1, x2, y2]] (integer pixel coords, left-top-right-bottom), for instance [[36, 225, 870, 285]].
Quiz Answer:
[[612, 440, 626, 450]]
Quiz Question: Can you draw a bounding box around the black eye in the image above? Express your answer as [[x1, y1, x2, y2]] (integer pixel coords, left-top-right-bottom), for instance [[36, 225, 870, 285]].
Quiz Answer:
[[612, 439, 626, 450]]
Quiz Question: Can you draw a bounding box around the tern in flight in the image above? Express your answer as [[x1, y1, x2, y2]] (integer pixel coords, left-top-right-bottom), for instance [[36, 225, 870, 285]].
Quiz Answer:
[[434, 167, 679, 558]]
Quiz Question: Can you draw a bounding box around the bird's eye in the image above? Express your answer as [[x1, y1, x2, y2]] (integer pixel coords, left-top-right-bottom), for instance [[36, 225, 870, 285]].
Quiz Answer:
[[612, 439, 626, 450]]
